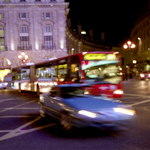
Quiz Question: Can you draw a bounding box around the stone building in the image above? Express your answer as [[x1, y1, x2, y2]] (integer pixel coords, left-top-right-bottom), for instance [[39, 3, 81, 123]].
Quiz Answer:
[[130, 0, 150, 71], [66, 18, 112, 55], [0, 0, 69, 80]]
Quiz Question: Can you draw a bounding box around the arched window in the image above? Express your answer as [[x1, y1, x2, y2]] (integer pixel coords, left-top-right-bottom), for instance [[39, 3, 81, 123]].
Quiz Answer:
[[0, 25, 5, 51], [20, 25, 29, 49], [43, 25, 53, 49]]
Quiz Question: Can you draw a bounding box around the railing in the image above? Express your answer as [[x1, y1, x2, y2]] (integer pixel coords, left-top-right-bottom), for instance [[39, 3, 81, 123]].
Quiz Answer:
[[17, 45, 32, 51], [41, 44, 56, 50]]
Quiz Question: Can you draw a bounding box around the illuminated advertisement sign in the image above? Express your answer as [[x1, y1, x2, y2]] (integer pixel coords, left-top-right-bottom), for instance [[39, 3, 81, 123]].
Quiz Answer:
[[84, 54, 117, 61]]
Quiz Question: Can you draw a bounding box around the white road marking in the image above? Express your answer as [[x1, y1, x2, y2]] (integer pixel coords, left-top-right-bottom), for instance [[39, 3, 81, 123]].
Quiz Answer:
[[128, 99, 150, 107], [124, 93, 150, 98], [0, 116, 39, 118], [0, 100, 36, 113], [0, 107, 39, 110], [0, 117, 57, 141], [0, 98, 16, 103], [0, 130, 12, 133]]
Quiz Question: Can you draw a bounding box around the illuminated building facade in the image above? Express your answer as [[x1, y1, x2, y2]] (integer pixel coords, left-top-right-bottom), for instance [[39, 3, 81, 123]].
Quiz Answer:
[[0, 0, 69, 81], [66, 18, 111, 55], [130, 0, 150, 71]]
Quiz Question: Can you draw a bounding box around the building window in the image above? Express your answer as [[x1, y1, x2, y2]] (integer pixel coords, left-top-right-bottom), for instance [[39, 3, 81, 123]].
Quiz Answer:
[[35, 0, 41, 2], [20, 26, 28, 33], [18, 13, 28, 20], [42, 12, 53, 20], [43, 25, 53, 49], [20, 0, 26, 2], [0, 25, 5, 51], [20, 26, 29, 48], [44, 25, 52, 33], [0, 13, 4, 20]]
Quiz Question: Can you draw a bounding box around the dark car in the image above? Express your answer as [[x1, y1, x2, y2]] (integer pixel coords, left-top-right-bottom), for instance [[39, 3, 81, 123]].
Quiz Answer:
[[139, 71, 150, 80], [39, 84, 136, 131]]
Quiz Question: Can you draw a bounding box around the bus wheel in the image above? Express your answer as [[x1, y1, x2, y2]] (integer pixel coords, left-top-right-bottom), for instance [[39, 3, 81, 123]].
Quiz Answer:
[[18, 83, 21, 93], [37, 84, 40, 95]]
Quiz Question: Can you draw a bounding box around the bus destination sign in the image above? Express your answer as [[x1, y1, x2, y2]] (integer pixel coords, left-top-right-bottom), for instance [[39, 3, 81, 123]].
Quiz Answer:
[[84, 54, 117, 61]]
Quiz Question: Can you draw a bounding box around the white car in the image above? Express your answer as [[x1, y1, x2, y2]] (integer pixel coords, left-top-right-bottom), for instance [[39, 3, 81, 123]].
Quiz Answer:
[[0, 82, 8, 89]]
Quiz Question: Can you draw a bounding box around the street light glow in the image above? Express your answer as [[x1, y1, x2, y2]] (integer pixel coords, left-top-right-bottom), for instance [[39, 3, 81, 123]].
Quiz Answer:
[[123, 44, 128, 49], [18, 55, 22, 59], [131, 44, 136, 48], [127, 41, 131, 46], [133, 60, 137, 64]]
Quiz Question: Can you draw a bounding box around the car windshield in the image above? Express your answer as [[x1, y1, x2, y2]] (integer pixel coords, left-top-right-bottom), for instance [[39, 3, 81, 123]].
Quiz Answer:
[[82, 60, 122, 84], [61, 87, 85, 98]]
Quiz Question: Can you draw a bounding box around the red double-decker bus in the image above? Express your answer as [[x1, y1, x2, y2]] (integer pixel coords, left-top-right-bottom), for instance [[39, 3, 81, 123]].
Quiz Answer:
[[11, 51, 123, 98]]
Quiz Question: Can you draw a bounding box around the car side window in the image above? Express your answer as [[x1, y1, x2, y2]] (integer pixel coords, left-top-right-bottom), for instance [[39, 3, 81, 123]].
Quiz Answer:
[[50, 87, 57, 97]]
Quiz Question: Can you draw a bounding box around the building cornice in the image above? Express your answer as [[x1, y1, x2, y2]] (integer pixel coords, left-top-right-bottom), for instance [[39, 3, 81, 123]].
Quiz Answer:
[[0, 2, 69, 9]]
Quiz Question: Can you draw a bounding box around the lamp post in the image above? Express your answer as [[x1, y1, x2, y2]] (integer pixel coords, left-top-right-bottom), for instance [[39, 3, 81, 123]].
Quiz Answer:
[[123, 40, 136, 71], [18, 52, 28, 64]]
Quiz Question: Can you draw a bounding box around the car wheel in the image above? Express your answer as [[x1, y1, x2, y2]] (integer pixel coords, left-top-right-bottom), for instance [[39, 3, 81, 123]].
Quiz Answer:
[[18, 83, 21, 93], [40, 104, 46, 117], [60, 112, 72, 131]]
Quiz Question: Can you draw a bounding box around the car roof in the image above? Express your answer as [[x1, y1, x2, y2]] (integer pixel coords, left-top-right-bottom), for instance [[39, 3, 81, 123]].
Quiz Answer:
[[56, 83, 90, 88], [56, 81, 111, 88]]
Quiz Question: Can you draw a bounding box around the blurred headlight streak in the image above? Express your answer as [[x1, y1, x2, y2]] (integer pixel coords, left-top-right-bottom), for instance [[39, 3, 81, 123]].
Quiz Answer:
[[113, 108, 136, 116], [78, 110, 97, 118]]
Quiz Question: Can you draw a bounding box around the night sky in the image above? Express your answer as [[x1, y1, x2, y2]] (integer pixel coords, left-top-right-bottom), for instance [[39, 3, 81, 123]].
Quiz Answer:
[[65, 0, 148, 44]]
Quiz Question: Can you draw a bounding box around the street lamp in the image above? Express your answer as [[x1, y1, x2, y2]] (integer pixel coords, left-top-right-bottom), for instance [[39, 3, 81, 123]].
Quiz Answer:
[[72, 48, 74, 55], [123, 40, 136, 70], [18, 52, 28, 64]]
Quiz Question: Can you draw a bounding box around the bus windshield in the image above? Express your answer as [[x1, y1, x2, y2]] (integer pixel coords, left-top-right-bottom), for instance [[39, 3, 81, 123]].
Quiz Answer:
[[82, 60, 121, 84]]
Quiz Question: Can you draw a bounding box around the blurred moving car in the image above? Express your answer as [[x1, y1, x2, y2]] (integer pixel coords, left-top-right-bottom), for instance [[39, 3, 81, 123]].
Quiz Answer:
[[39, 84, 136, 131], [0, 81, 8, 89], [139, 71, 150, 80]]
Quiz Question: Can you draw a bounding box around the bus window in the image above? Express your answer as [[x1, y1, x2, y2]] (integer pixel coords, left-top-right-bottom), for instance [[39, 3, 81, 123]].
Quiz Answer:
[[21, 69, 30, 80], [70, 64, 81, 83], [36, 66, 57, 80], [58, 64, 68, 81]]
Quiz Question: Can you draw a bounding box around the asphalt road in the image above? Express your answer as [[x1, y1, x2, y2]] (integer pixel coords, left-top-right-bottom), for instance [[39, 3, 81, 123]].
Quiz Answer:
[[0, 79, 150, 150]]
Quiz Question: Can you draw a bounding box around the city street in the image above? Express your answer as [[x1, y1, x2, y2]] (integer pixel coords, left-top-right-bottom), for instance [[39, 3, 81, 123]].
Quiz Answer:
[[0, 79, 150, 150]]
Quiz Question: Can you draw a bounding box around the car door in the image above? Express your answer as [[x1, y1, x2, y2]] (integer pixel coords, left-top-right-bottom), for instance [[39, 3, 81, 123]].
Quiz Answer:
[[50, 87, 64, 120], [44, 87, 62, 120], [44, 87, 58, 118]]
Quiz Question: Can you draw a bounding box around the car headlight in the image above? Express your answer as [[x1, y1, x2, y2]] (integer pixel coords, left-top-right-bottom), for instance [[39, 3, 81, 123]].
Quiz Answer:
[[5, 82, 8, 86], [78, 110, 97, 118], [113, 90, 123, 95], [113, 108, 136, 116], [140, 74, 144, 77], [39, 94, 44, 103]]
